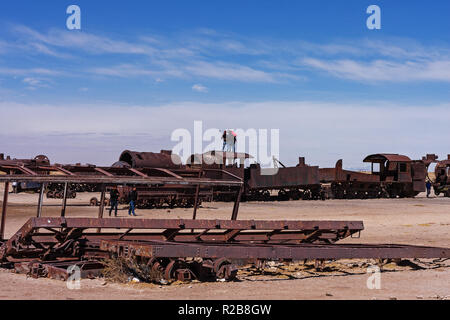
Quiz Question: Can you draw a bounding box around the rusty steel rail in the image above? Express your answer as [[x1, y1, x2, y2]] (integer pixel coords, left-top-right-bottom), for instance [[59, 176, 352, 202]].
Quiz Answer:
[[100, 240, 450, 260]]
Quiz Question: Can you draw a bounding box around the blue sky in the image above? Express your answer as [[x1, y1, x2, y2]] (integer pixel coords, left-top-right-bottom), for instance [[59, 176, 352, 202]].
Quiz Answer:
[[0, 1, 449, 167]]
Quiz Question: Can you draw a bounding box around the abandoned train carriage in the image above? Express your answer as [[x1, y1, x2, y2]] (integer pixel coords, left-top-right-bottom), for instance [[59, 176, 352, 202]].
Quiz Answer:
[[319, 153, 428, 199], [187, 151, 323, 201], [111, 150, 213, 208]]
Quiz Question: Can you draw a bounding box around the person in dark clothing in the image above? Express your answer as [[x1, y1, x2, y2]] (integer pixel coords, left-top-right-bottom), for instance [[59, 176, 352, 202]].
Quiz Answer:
[[109, 186, 120, 217], [426, 180, 432, 198], [128, 187, 138, 216], [221, 130, 227, 151]]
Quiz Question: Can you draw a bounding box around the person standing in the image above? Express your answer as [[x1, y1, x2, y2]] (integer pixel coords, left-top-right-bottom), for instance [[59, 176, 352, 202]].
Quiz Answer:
[[11, 182, 18, 194], [231, 130, 237, 153], [109, 186, 120, 217], [426, 180, 432, 198], [221, 130, 227, 152], [128, 187, 138, 216]]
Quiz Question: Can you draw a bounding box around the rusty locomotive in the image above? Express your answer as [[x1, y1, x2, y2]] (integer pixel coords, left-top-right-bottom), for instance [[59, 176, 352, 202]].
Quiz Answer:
[[188, 151, 435, 201], [433, 155, 450, 197], [109, 150, 213, 208], [187, 151, 323, 201], [318, 154, 433, 199], [0, 150, 441, 205]]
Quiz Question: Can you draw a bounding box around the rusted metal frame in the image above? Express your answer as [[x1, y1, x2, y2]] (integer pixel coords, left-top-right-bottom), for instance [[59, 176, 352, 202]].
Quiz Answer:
[[0, 219, 36, 260], [100, 240, 450, 260], [302, 229, 322, 242], [202, 168, 243, 181], [152, 168, 184, 180], [231, 185, 244, 220], [128, 168, 148, 178], [0, 182, 10, 241], [119, 228, 133, 240], [265, 229, 282, 242], [16, 260, 104, 281], [24, 217, 364, 232], [60, 183, 69, 217], [0, 175, 243, 187], [195, 229, 211, 241], [223, 229, 241, 241], [36, 183, 47, 218], [18, 166, 38, 175], [19, 230, 351, 246], [52, 166, 76, 176], [0, 165, 37, 176], [45, 261, 104, 281], [0, 218, 364, 261], [162, 229, 180, 241], [192, 171, 202, 221], [97, 184, 106, 233], [42, 227, 62, 234], [94, 167, 114, 177]]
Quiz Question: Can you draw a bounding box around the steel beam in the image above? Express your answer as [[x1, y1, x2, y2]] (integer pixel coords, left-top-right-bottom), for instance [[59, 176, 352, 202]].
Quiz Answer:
[[0, 182, 9, 241], [60, 182, 68, 217], [22, 217, 365, 232], [97, 185, 106, 233], [0, 175, 243, 187], [36, 183, 46, 218], [100, 240, 450, 260], [231, 185, 243, 220]]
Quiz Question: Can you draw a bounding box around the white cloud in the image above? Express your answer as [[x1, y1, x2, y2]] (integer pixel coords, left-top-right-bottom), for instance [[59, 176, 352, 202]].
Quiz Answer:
[[0, 100, 448, 167], [192, 84, 208, 92], [4, 25, 450, 85], [185, 61, 278, 82], [90, 64, 184, 78], [301, 58, 450, 82], [0, 68, 60, 76], [13, 25, 157, 56]]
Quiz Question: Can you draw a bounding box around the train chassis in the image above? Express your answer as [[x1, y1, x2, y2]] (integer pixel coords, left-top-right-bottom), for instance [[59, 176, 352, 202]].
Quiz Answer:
[[330, 182, 418, 199]]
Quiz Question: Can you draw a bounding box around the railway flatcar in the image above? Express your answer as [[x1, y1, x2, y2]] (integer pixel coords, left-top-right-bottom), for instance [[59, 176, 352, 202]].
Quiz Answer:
[[0, 154, 50, 193]]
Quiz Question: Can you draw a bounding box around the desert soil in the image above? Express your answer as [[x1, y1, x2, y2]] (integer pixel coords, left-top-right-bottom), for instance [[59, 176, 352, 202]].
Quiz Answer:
[[0, 186, 449, 300]]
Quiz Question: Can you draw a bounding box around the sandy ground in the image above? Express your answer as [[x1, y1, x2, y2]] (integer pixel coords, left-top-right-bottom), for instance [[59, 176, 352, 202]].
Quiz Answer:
[[0, 186, 449, 300]]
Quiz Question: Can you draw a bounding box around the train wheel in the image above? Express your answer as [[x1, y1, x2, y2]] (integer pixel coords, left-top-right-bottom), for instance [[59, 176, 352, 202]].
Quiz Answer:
[[213, 258, 237, 281], [262, 190, 271, 201], [164, 259, 187, 280], [302, 190, 311, 200], [289, 189, 301, 200], [357, 191, 366, 199], [277, 189, 289, 201], [89, 197, 98, 206]]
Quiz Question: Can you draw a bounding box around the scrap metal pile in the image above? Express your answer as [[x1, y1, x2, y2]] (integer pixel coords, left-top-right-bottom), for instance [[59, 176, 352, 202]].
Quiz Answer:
[[0, 160, 449, 283]]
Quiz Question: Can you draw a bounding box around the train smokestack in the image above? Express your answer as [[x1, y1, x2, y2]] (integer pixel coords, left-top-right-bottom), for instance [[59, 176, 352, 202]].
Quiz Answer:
[[298, 157, 305, 166]]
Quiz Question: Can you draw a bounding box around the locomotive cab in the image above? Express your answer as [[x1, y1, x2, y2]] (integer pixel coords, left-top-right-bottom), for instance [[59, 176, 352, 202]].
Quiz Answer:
[[364, 153, 426, 196], [363, 154, 412, 183]]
